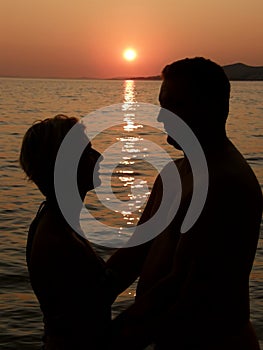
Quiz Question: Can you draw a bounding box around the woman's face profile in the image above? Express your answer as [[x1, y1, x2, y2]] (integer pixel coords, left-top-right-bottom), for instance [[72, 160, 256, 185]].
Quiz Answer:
[[78, 142, 103, 195]]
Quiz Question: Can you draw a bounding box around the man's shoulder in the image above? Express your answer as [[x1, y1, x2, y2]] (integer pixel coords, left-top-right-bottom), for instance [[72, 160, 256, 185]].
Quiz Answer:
[[159, 158, 185, 174]]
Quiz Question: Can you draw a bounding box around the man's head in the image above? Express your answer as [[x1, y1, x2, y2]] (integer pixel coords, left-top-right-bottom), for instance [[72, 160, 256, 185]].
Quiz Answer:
[[158, 57, 230, 147]]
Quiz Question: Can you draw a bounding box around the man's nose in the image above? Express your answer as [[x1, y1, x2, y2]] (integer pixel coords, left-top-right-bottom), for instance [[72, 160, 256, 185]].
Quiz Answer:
[[157, 108, 166, 122]]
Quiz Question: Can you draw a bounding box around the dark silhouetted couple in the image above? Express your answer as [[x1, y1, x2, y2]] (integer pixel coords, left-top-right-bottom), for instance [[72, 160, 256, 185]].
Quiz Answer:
[[20, 57, 262, 349]]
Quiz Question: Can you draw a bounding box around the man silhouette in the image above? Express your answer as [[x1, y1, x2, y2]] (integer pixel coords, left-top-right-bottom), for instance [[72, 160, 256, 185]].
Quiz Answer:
[[108, 57, 262, 349]]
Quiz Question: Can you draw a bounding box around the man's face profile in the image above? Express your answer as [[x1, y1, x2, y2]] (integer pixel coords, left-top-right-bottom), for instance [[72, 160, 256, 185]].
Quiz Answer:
[[158, 79, 186, 150]]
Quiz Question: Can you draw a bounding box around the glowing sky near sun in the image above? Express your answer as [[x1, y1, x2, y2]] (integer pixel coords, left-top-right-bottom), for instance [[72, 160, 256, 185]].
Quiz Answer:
[[0, 0, 262, 78]]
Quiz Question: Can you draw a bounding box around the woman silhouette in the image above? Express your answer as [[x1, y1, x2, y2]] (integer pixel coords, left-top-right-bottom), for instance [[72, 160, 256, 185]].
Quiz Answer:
[[20, 115, 113, 350]]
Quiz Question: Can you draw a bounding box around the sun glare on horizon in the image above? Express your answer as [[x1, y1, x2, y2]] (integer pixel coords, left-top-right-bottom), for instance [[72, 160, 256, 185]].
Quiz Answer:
[[123, 48, 137, 61]]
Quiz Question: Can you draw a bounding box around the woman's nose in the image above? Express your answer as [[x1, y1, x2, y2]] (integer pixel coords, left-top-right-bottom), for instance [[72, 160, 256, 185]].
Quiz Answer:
[[96, 150, 104, 162]]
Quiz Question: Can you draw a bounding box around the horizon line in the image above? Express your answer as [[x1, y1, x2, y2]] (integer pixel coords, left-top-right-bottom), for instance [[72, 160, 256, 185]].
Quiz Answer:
[[0, 62, 262, 81]]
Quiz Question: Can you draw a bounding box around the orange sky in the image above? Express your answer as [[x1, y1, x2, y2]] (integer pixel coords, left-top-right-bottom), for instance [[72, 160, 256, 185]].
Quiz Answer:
[[0, 0, 262, 78]]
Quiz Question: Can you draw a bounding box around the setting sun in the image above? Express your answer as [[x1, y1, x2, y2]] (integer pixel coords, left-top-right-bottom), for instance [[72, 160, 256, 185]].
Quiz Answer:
[[123, 48, 137, 62]]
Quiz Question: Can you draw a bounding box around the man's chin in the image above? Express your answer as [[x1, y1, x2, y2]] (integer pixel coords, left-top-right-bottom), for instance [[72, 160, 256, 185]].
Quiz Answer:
[[167, 135, 182, 150]]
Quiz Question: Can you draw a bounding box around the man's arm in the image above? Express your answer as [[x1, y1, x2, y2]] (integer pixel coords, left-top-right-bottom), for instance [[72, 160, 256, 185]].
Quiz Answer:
[[110, 237, 197, 350], [106, 174, 163, 296]]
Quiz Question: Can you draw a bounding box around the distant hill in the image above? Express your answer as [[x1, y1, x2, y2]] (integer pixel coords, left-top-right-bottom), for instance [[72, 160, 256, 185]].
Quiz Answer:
[[123, 63, 263, 81], [222, 63, 263, 80]]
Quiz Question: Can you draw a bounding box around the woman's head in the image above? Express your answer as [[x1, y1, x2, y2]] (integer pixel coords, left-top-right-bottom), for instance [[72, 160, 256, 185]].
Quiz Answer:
[[20, 114, 101, 198]]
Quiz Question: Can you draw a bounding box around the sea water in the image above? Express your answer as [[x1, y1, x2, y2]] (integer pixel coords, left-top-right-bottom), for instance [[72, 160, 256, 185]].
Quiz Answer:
[[0, 78, 262, 349]]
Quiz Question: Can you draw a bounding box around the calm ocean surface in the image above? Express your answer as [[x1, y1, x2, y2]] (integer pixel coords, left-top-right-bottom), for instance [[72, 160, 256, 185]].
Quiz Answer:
[[0, 78, 262, 349]]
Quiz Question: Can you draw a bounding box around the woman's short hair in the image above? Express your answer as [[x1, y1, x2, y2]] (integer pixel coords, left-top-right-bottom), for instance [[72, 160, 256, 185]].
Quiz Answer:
[[20, 114, 78, 197]]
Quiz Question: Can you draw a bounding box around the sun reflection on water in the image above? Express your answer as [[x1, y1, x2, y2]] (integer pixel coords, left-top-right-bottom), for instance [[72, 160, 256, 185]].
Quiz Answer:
[[115, 80, 150, 234]]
